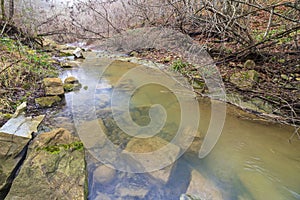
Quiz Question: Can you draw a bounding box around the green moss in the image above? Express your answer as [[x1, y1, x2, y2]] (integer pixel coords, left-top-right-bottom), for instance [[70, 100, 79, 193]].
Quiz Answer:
[[0, 112, 12, 120], [37, 141, 84, 154], [35, 96, 61, 107], [63, 83, 82, 92], [171, 59, 188, 72], [0, 37, 59, 112]]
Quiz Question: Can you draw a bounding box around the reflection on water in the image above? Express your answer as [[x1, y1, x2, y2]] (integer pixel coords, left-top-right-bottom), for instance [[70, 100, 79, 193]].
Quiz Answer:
[[50, 53, 300, 200]]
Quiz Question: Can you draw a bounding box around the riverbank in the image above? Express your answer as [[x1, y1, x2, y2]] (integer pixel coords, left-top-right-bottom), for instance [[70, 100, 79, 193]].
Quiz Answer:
[[0, 34, 299, 134], [0, 36, 58, 126], [124, 47, 299, 129], [0, 36, 299, 199]]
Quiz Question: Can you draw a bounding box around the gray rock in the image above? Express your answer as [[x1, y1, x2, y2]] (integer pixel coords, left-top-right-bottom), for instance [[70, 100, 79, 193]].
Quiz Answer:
[[0, 115, 45, 139], [93, 164, 116, 184], [149, 164, 174, 184], [73, 47, 84, 59], [124, 136, 180, 172], [12, 102, 26, 118], [94, 192, 112, 200], [116, 186, 148, 199], [185, 170, 223, 200], [0, 132, 30, 198], [6, 128, 87, 200]]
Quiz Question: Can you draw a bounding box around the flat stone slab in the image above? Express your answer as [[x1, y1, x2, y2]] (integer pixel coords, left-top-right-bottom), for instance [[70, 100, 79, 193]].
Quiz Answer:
[[0, 132, 30, 197], [6, 128, 87, 200], [0, 115, 45, 139]]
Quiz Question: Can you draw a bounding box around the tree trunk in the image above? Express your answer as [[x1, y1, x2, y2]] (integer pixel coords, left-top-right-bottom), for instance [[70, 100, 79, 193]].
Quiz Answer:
[[9, 0, 14, 20], [1, 0, 6, 20]]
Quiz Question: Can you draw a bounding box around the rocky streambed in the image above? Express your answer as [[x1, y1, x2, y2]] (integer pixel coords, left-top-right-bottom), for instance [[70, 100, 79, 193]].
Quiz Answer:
[[0, 46, 299, 200]]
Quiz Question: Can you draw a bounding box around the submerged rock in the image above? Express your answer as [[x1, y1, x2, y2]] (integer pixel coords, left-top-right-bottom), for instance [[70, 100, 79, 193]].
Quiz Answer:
[[124, 136, 180, 172], [93, 164, 116, 184], [35, 96, 61, 108], [149, 164, 175, 184], [185, 170, 223, 200], [43, 78, 64, 96], [115, 186, 148, 199], [230, 70, 259, 90], [6, 128, 87, 200]]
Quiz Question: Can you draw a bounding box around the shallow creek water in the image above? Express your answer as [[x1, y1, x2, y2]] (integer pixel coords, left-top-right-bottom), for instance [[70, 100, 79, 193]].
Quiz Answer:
[[44, 52, 300, 200]]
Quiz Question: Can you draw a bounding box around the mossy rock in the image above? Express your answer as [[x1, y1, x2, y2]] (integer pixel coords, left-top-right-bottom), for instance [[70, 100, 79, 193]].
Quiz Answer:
[[63, 83, 82, 92], [230, 70, 259, 90], [58, 50, 74, 57], [43, 78, 63, 87], [64, 76, 79, 84], [35, 96, 61, 107], [5, 128, 87, 200]]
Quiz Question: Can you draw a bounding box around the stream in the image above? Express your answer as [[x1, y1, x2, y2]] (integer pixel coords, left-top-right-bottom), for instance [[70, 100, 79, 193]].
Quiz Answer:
[[43, 52, 300, 200]]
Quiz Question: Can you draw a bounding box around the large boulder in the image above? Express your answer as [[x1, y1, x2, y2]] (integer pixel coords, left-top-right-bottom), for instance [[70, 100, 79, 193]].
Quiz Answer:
[[0, 104, 44, 198], [43, 78, 64, 96], [6, 128, 87, 200], [0, 132, 30, 199], [230, 70, 259, 90]]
